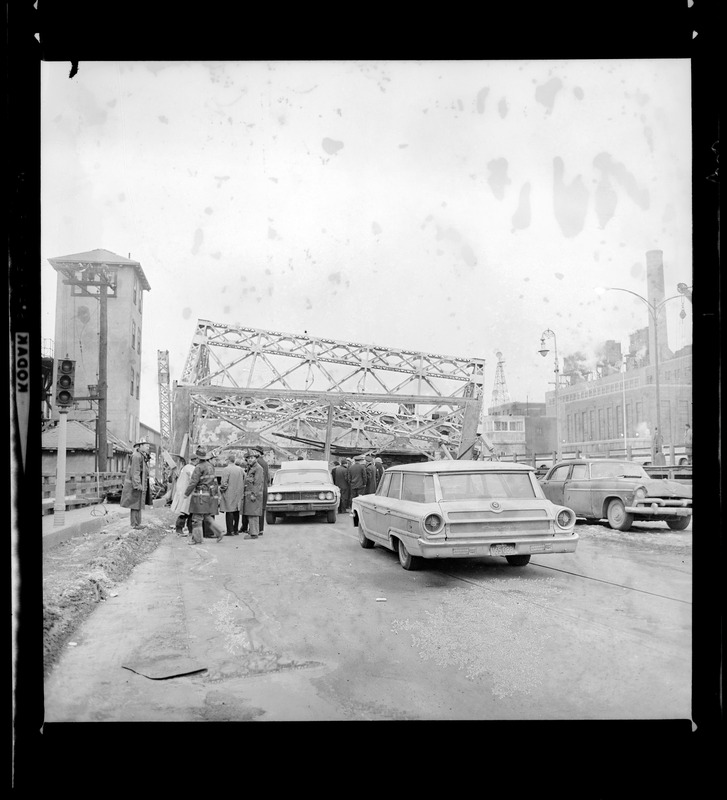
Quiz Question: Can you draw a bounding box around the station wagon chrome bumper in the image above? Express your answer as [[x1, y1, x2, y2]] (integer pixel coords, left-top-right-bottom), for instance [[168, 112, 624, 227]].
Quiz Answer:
[[413, 532, 579, 559]]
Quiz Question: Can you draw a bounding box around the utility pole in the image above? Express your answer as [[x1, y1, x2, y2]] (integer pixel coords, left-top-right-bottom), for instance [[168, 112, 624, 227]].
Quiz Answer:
[[97, 280, 108, 473]]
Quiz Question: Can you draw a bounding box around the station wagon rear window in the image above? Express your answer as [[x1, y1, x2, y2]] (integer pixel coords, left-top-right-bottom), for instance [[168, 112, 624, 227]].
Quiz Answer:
[[273, 470, 331, 485], [438, 472, 536, 500]]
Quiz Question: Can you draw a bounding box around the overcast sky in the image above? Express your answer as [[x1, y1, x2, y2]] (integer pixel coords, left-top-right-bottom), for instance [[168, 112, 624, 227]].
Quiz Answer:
[[40, 59, 693, 431]]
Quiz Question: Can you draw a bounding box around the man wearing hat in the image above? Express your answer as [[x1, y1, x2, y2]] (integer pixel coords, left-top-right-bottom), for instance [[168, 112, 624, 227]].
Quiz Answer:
[[254, 449, 270, 534], [242, 450, 265, 539], [348, 454, 369, 513], [184, 446, 225, 544], [120, 437, 151, 529]]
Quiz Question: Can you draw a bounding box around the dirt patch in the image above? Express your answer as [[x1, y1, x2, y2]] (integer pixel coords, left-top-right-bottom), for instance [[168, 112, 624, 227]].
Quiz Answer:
[[43, 508, 177, 676]]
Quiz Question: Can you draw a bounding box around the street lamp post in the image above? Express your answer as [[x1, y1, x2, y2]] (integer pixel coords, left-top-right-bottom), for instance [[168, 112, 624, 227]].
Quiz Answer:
[[538, 329, 561, 461], [601, 287, 682, 460]]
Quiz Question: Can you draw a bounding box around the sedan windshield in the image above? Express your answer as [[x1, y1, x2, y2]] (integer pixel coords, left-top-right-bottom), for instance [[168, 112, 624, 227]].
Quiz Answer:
[[590, 462, 649, 479], [273, 470, 331, 485], [438, 472, 536, 500]]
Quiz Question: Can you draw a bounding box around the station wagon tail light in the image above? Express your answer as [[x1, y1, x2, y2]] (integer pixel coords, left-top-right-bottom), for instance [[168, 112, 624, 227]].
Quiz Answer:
[[423, 514, 444, 534], [556, 508, 576, 528]]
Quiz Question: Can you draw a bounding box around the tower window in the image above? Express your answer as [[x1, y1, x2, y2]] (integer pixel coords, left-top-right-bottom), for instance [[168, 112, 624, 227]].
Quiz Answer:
[[131, 320, 136, 350], [130, 368, 134, 396]]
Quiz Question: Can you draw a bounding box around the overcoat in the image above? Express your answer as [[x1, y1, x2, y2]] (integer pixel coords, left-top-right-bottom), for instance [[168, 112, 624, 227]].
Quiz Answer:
[[242, 461, 265, 516], [120, 450, 149, 510], [348, 461, 368, 490], [219, 462, 245, 512], [170, 463, 196, 514], [184, 460, 219, 515], [257, 455, 270, 508]]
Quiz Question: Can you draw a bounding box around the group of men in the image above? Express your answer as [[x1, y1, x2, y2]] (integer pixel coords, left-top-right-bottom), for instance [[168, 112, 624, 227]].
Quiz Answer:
[[331, 454, 384, 514], [121, 437, 271, 545], [169, 447, 270, 545]]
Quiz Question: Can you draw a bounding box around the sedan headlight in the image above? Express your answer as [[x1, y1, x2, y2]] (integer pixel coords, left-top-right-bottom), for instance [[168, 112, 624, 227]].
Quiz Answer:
[[325, 491, 334, 500], [272, 493, 283, 501], [556, 508, 576, 529], [634, 486, 647, 502], [423, 513, 444, 534]]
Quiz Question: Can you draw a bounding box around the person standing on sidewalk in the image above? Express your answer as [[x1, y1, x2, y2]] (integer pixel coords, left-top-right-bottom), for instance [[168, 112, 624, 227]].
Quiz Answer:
[[684, 423, 693, 464], [242, 451, 265, 539], [364, 454, 377, 494], [120, 438, 150, 529], [219, 453, 245, 536], [170, 455, 198, 536], [374, 457, 384, 488], [184, 447, 225, 545]]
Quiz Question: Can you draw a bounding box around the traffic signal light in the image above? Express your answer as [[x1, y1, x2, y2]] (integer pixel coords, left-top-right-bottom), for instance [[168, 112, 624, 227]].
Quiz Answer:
[[55, 358, 76, 408]]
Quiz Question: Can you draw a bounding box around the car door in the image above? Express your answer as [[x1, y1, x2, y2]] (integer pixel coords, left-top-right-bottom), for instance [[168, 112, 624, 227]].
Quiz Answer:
[[540, 464, 572, 506], [363, 471, 399, 540], [563, 462, 590, 516]]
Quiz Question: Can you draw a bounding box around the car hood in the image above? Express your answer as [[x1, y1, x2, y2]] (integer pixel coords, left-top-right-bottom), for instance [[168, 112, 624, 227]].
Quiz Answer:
[[642, 479, 692, 498]]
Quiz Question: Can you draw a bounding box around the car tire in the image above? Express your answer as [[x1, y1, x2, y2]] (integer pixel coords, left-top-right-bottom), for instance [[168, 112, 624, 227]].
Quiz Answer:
[[666, 517, 691, 531], [606, 499, 634, 531], [326, 509, 337, 523], [265, 510, 277, 525], [397, 538, 422, 571], [505, 554, 531, 567], [358, 527, 375, 549]]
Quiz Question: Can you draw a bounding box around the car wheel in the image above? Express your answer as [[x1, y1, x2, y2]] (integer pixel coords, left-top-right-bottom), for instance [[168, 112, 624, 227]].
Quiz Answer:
[[358, 527, 375, 549], [326, 509, 337, 523], [397, 538, 422, 571], [505, 554, 531, 567], [606, 499, 634, 531], [666, 517, 691, 531], [265, 510, 276, 525]]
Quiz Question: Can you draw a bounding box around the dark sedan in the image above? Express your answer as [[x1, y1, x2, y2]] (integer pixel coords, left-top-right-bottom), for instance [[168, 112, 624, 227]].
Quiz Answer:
[[539, 459, 692, 531]]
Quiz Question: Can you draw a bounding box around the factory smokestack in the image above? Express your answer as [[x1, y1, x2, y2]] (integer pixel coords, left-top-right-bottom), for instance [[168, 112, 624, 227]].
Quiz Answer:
[[645, 250, 672, 366]]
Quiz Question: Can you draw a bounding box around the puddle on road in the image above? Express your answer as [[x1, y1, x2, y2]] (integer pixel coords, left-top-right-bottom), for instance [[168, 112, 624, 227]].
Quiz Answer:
[[391, 579, 562, 699]]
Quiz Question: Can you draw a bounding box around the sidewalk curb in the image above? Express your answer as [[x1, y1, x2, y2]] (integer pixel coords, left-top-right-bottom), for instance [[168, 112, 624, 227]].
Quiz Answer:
[[42, 500, 172, 552]]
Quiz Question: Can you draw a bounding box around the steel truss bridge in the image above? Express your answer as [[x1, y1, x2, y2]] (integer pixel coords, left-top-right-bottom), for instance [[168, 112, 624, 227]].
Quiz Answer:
[[171, 320, 486, 460]]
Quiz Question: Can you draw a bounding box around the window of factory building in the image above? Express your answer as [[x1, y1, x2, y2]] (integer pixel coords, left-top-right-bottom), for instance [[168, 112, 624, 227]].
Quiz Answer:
[[589, 411, 595, 440], [607, 407, 613, 438], [625, 404, 633, 436], [131, 320, 136, 350], [137, 326, 141, 355], [130, 368, 134, 396], [616, 405, 623, 437], [138, 289, 143, 315], [494, 421, 508, 431], [598, 408, 605, 439], [136, 375, 140, 399], [133, 274, 138, 305], [509, 420, 524, 431]]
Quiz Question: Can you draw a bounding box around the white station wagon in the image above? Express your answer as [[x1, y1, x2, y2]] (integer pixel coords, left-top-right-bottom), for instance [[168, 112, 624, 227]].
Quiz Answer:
[[352, 460, 578, 570]]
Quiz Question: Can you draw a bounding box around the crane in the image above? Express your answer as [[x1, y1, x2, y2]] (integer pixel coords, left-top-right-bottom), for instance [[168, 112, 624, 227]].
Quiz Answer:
[[157, 350, 172, 454]]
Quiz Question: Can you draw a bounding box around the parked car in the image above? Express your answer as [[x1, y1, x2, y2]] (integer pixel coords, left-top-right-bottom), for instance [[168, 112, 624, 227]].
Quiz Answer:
[[266, 460, 340, 524], [539, 458, 692, 531], [351, 460, 578, 570]]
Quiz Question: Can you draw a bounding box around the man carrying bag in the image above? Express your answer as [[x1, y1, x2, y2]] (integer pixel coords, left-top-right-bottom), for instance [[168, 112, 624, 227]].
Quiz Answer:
[[184, 446, 225, 545]]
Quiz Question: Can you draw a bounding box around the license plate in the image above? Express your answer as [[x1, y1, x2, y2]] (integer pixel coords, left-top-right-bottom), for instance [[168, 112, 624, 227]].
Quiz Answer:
[[490, 544, 517, 555]]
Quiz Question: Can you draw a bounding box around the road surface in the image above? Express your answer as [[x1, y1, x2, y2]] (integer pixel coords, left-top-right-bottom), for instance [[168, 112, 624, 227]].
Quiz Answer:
[[43, 513, 692, 721]]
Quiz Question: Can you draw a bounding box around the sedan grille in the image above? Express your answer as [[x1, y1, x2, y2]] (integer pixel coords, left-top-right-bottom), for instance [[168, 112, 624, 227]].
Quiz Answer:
[[271, 491, 328, 502]]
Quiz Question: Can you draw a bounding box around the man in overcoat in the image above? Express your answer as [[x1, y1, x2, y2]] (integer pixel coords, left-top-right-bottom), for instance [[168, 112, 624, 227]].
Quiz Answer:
[[331, 460, 351, 513], [170, 455, 198, 535], [120, 438, 150, 529], [348, 455, 369, 511], [219, 453, 245, 535], [364, 454, 377, 493], [184, 446, 225, 544], [255, 449, 270, 533], [374, 457, 385, 487], [242, 451, 265, 539]]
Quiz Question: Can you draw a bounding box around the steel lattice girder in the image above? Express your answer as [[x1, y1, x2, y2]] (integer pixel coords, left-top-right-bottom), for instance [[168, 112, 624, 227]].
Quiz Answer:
[[176, 321, 485, 456], [157, 350, 172, 451]]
